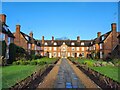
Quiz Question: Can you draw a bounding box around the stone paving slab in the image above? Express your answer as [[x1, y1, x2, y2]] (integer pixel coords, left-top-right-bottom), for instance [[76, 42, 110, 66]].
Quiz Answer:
[[67, 59, 101, 89], [54, 58, 85, 88]]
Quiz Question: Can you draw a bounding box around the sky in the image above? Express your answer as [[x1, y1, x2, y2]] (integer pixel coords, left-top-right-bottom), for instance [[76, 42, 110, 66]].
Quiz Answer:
[[2, 2, 119, 40]]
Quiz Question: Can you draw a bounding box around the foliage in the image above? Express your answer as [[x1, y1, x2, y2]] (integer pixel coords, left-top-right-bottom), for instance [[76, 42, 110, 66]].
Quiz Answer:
[[1, 41, 7, 58]]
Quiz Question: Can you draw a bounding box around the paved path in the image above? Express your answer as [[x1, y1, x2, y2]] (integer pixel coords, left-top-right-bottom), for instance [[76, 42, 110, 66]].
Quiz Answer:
[[54, 58, 85, 88], [37, 58, 100, 89]]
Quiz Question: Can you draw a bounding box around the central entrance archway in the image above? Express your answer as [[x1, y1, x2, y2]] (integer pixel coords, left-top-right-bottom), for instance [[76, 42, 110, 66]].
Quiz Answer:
[[61, 42, 68, 58]]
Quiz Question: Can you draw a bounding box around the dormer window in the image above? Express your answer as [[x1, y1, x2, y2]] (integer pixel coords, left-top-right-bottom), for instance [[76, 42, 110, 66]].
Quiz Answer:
[[63, 42, 65, 45], [44, 42, 48, 45], [81, 42, 84, 45], [25, 36, 29, 41], [54, 42, 57, 45], [3, 25, 8, 31], [102, 36, 104, 40], [71, 42, 75, 45], [91, 42, 93, 44]]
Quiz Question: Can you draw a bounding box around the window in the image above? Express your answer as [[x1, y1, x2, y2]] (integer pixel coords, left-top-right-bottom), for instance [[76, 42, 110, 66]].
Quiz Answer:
[[72, 53, 74, 57], [71, 42, 75, 45], [54, 47, 57, 51], [77, 53, 79, 57], [49, 47, 52, 51], [54, 52, 56, 57], [100, 51, 102, 58], [100, 43, 102, 49], [44, 47, 47, 51], [44, 42, 48, 45], [10, 38, 14, 43], [0, 33, 5, 41], [28, 44, 31, 49], [81, 47, 84, 51], [8, 37, 10, 45], [76, 47, 79, 51], [54, 42, 57, 45], [72, 47, 75, 51], [63, 42, 65, 45], [91, 42, 93, 44], [93, 45, 95, 50], [3, 25, 8, 31], [35, 45, 37, 50], [81, 42, 84, 45], [58, 52, 60, 57], [82, 52, 84, 57], [68, 52, 70, 57], [25, 36, 29, 41]]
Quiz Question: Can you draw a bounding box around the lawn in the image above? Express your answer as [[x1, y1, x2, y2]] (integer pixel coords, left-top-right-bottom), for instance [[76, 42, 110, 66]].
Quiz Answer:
[[1, 57, 58, 89], [90, 66, 119, 83], [1, 65, 43, 88], [70, 58, 120, 83]]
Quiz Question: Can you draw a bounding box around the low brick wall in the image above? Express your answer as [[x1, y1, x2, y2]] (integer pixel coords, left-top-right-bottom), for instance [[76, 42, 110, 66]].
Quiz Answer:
[[70, 59, 120, 89]]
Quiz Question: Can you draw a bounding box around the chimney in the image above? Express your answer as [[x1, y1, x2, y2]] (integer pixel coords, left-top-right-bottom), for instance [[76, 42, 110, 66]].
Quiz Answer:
[[16, 25, 21, 33], [97, 32, 101, 37], [52, 36, 54, 41], [42, 36, 44, 44], [29, 31, 33, 38], [111, 23, 116, 31], [0, 14, 6, 23], [77, 36, 80, 42]]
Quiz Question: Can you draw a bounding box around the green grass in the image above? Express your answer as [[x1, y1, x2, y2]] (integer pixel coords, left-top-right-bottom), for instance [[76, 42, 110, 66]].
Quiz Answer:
[[1, 57, 58, 89], [1, 65, 43, 88], [90, 66, 120, 83], [70, 58, 120, 83]]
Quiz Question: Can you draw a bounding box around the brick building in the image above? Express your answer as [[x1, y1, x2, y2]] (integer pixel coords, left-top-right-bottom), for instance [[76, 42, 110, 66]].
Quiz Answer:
[[38, 23, 120, 59], [13, 25, 41, 55], [90, 23, 120, 59], [0, 14, 15, 59], [38, 36, 92, 58]]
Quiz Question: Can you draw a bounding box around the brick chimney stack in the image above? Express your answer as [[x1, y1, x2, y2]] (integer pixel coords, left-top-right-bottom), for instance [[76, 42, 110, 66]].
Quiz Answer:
[[42, 36, 44, 44], [0, 14, 6, 23], [111, 23, 117, 49], [29, 31, 33, 38], [52, 36, 54, 41], [16, 25, 21, 33], [97, 32, 101, 37], [77, 36, 80, 42], [111, 23, 116, 31]]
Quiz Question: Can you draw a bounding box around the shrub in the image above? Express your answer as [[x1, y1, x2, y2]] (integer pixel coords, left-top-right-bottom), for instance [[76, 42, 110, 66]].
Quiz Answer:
[[37, 61, 47, 65], [30, 60, 37, 65], [12, 61, 20, 65]]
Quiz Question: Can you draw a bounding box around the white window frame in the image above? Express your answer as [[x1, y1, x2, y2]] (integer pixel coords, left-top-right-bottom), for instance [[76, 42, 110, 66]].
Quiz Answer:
[[54, 47, 57, 51], [76, 47, 79, 51], [81, 42, 84, 45], [100, 43, 102, 49], [54, 42, 57, 45], [49, 47, 52, 51], [100, 51, 102, 58], [71, 42, 75, 45], [72, 47, 75, 51], [81, 47, 84, 51], [68, 52, 70, 57], [44, 42, 48, 45]]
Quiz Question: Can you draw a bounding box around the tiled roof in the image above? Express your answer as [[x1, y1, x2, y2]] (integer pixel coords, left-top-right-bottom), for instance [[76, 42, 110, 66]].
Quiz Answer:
[[20, 32, 40, 46], [0, 21, 15, 38], [38, 40, 92, 47]]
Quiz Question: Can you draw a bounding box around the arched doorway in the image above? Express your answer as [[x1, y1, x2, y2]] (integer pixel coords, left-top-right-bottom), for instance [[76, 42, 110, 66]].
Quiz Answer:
[[60, 42, 68, 58]]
